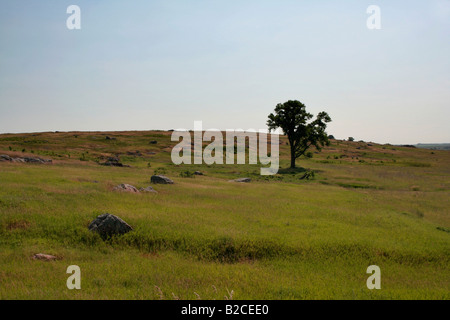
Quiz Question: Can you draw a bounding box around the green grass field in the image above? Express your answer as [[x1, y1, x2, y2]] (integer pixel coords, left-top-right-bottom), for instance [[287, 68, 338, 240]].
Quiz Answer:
[[0, 131, 449, 299]]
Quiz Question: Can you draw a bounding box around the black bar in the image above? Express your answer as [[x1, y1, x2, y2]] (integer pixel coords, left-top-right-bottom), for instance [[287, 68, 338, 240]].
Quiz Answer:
[[0, 300, 446, 319]]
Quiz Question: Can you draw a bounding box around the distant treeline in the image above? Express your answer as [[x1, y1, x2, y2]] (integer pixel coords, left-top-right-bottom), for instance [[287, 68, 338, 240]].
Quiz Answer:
[[414, 143, 450, 150]]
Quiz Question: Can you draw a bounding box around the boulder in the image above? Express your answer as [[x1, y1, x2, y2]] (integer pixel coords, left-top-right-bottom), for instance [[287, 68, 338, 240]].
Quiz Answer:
[[151, 175, 174, 184], [33, 253, 58, 261], [113, 184, 139, 193], [140, 186, 158, 193], [194, 171, 204, 176], [88, 213, 133, 238], [229, 178, 251, 183]]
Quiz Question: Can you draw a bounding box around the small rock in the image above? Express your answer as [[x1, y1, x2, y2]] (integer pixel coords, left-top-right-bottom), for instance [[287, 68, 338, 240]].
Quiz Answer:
[[149, 140, 158, 144], [151, 175, 174, 184], [88, 213, 133, 238], [105, 136, 117, 140], [113, 184, 139, 193], [33, 253, 58, 261], [194, 171, 204, 175], [140, 186, 158, 193], [126, 151, 142, 156], [229, 178, 251, 183], [101, 157, 129, 167]]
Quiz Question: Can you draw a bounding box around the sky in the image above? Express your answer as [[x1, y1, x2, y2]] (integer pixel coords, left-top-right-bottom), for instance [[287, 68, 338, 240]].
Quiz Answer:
[[0, 0, 449, 144]]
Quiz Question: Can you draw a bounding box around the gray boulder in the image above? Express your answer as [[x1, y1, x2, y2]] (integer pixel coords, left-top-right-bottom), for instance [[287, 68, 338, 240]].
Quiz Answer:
[[151, 175, 174, 184], [113, 184, 139, 193], [140, 186, 158, 193], [88, 213, 133, 238]]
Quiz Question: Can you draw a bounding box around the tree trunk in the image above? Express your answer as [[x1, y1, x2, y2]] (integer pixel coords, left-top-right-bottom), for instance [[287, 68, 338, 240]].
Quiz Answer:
[[290, 143, 296, 169]]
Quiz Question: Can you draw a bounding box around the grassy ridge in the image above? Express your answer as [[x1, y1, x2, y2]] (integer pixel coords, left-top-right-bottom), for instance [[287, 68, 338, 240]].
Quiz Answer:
[[0, 131, 449, 299]]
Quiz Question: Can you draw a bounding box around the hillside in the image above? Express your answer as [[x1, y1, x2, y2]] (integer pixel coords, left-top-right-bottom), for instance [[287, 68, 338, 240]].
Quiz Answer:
[[0, 130, 449, 299]]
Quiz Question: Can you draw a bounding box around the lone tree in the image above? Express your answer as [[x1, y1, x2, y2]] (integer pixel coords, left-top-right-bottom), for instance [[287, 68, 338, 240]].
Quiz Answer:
[[267, 100, 331, 169]]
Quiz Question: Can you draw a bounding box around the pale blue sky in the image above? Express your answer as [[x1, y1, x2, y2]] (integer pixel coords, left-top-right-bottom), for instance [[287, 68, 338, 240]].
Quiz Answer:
[[0, 0, 449, 144]]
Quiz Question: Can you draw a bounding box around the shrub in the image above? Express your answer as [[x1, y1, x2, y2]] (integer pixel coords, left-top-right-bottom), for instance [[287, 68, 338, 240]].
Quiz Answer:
[[179, 170, 194, 178]]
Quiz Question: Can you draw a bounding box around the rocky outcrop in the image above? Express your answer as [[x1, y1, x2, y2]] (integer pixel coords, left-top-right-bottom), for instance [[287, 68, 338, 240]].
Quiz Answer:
[[0, 155, 52, 164]]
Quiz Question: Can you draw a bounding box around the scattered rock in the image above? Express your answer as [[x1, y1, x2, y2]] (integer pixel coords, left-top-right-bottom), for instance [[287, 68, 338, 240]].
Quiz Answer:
[[33, 253, 58, 261], [0, 155, 52, 164], [88, 213, 133, 238], [105, 136, 117, 140], [113, 184, 140, 193], [0, 155, 12, 161], [23, 157, 52, 164], [107, 156, 120, 162], [194, 171, 204, 176], [151, 175, 174, 184], [140, 186, 158, 193], [100, 157, 129, 167], [229, 178, 251, 183], [126, 151, 143, 156]]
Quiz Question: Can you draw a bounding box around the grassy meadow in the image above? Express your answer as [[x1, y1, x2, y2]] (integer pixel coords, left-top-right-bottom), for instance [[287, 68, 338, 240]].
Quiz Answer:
[[0, 131, 449, 299]]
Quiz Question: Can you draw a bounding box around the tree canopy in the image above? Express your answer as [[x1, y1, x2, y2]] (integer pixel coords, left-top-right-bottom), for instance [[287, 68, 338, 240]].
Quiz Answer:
[[267, 100, 331, 168]]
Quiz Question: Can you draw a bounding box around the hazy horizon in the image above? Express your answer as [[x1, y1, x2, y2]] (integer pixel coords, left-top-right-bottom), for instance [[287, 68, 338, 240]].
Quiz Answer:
[[1, 1, 449, 144]]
